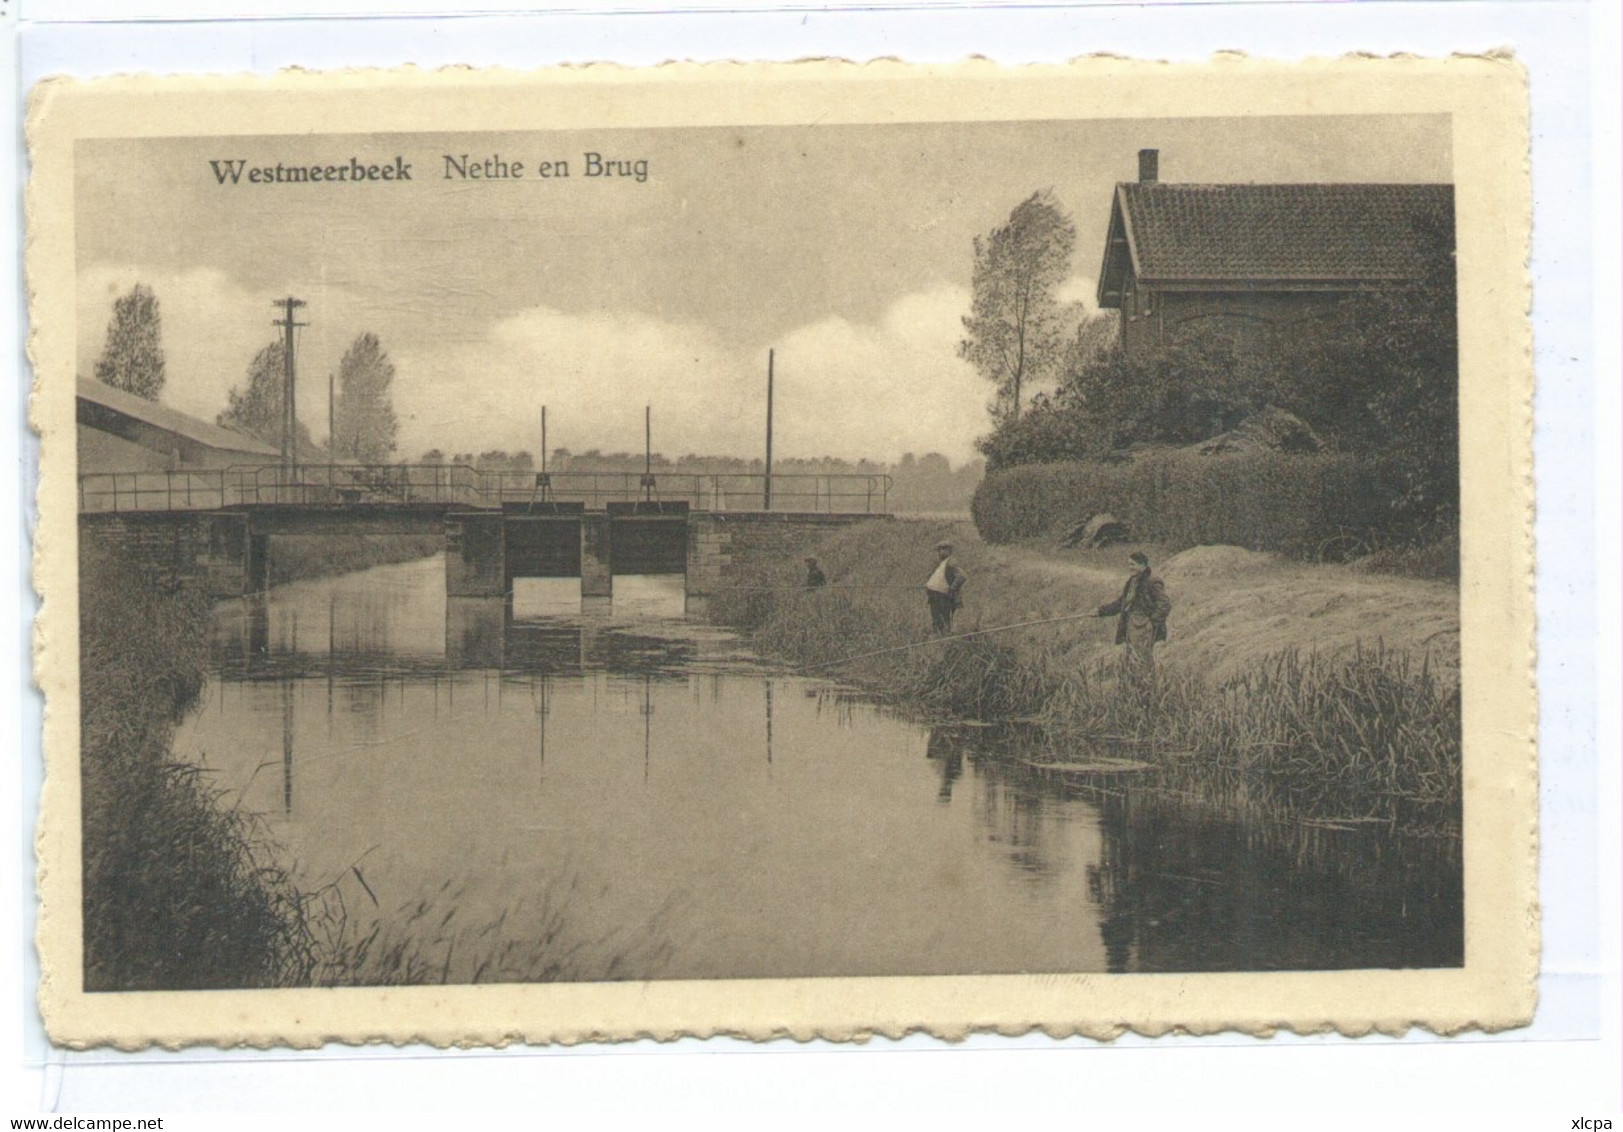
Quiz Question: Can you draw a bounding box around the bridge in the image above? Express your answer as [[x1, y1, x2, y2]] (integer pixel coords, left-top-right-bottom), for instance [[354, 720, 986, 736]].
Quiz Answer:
[[78, 463, 892, 606]]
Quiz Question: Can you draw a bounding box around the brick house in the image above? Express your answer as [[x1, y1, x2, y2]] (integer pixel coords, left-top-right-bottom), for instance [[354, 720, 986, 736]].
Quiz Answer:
[[1096, 149, 1454, 355]]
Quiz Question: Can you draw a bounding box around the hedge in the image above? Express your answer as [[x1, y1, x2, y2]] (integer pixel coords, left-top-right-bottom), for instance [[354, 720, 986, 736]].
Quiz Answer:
[[971, 449, 1394, 558]]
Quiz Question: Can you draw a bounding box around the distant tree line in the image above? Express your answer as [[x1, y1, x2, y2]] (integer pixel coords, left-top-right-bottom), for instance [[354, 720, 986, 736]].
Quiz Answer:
[[414, 447, 985, 514]]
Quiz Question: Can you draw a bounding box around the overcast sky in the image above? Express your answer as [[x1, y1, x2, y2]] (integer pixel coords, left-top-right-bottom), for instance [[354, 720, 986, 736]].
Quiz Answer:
[[76, 114, 1450, 465]]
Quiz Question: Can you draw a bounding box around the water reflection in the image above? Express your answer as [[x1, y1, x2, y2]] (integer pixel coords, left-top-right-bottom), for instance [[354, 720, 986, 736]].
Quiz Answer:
[[925, 727, 964, 804], [176, 555, 1462, 981]]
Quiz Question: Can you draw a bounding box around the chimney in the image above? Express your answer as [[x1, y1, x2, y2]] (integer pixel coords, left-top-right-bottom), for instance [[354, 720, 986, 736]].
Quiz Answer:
[[1138, 148, 1159, 184]]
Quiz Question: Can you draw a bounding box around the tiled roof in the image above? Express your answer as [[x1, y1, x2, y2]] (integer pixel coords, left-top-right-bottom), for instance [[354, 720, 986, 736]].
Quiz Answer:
[[77, 376, 281, 457], [1116, 182, 1453, 284]]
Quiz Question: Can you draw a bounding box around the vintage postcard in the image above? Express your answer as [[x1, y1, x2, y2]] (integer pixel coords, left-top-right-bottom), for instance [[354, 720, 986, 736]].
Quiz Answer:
[[28, 57, 1535, 1047]]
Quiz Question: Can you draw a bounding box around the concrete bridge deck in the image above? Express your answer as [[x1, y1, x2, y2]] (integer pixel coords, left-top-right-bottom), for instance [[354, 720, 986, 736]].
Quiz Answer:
[[78, 463, 892, 516], [80, 465, 893, 605]]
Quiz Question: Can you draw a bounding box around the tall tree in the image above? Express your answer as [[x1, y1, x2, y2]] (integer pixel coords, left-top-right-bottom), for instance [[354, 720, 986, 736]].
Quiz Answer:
[[217, 340, 317, 453], [959, 191, 1077, 424], [332, 333, 399, 463], [93, 283, 166, 400], [218, 340, 285, 446]]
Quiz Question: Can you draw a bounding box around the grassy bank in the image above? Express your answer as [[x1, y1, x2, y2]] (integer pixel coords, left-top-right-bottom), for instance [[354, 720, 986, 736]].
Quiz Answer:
[[709, 520, 1460, 820], [79, 538, 316, 989], [267, 533, 444, 586]]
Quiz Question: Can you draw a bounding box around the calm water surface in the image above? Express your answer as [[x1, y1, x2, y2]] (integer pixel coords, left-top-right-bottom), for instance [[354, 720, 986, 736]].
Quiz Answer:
[[173, 553, 1462, 982]]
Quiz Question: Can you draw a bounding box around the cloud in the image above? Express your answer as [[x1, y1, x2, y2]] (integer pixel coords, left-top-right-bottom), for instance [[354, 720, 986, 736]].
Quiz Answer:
[[395, 308, 751, 461], [396, 286, 987, 465], [78, 269, 990, 465], [1055, 273, 1100, 310], [773, 287, 985, 463], [76, 265, 408, 432]]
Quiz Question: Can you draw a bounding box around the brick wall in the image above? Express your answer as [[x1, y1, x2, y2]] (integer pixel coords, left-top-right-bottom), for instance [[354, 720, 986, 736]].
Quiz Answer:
[[686, 513, 881, 598], [444, 512, 505, 598], [80, 511, 251, 598], [1121, 288, 1348, 354]]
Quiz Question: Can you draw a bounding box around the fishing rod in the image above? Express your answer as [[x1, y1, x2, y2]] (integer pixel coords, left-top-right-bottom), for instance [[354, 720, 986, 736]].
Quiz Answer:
[[799, 611, 1098, 672], [709, 583, 926, 592]]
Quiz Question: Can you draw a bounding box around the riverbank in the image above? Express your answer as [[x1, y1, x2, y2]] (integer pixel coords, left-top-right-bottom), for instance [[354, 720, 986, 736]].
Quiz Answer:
[[78, 538, 316, 989], [267, 532, 443, 586], [707, 520, 1460, 821], [79, 537, 665, 988]]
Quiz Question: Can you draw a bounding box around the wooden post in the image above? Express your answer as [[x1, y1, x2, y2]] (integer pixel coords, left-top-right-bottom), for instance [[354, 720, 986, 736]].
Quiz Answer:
[[272, 296, 307, 486], [764, 348, 774, 510]]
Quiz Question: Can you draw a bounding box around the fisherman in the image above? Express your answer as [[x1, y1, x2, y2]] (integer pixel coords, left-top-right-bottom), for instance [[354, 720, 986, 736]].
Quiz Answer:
[[924, 540, 967, 634], [803, 556, 827, 590], [1097, 551, 1172, 679]]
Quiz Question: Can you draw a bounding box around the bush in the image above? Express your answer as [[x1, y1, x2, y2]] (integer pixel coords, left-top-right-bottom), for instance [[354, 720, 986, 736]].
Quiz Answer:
[[972, 450, 1390, 558]]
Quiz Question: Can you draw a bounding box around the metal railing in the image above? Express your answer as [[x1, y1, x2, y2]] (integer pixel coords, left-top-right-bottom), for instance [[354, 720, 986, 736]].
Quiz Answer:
[[78, 469, 235, 513], [480, 471, 892, 514], [78, 464, 893, 515], [229, 463, 488, 506]]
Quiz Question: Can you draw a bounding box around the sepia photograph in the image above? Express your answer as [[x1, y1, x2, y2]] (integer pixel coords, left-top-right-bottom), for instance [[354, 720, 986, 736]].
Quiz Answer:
[[27, 60, 1535, 1045]]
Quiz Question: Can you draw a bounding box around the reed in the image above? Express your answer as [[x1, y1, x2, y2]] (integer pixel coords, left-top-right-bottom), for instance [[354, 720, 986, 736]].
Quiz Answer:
[[1042, 644, 1461, 818], [78, 537, 318, 989], [305, 876, 675, 986]]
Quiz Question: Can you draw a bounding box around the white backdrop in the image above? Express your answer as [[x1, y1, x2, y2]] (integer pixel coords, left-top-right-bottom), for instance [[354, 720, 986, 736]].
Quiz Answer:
[[6, 0, 1619, 1122]]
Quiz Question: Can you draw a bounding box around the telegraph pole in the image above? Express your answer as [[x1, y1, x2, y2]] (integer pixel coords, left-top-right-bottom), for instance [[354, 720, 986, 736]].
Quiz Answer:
[[272, 297, 308, 477], [763, 348, 774, 511], [327, 371, 336, 465], [643, 404, 653, 503]]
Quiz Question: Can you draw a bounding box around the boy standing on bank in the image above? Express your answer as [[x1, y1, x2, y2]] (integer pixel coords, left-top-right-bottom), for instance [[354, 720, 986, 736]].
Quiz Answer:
[[925, 540, 967, 634]]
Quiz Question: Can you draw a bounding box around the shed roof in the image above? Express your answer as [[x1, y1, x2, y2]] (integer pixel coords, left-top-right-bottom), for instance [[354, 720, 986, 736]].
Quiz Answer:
[[77, 377, 280, 458], [1098, 182, 1454, 308]]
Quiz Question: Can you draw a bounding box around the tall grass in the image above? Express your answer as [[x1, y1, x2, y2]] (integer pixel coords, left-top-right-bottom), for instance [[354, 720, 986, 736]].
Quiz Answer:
[[306, 876, 676, 986], [1042, 644, 1460, 817], [78, 536, 318, 989], [711, 519, 1460, 820]]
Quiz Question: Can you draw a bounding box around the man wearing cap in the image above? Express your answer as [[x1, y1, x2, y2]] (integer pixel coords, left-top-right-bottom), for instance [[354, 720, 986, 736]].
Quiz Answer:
[[803, 556, 827, 590], [1098, 551, 1172, 677], [925, 540, 967, 634]]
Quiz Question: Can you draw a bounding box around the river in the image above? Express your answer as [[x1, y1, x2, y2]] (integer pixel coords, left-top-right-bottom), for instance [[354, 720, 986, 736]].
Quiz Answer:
[[171, 553, 1462, 984]]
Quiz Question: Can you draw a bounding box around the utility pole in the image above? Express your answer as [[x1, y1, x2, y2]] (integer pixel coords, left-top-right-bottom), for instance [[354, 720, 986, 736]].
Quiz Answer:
[[643, 404, 653, 504], [327, 370, 336, 465], [540, 405, 548, 475], [272, 297, 307, 479], [764, 348, 774, 511]]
